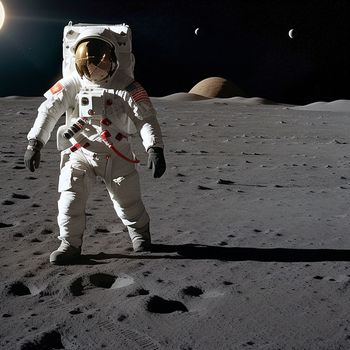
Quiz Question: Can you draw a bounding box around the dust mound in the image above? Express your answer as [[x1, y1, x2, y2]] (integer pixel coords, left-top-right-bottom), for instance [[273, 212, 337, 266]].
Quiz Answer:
[[155, 92, 210, 102], [189, 77, 245, 98], [293, 99, 350, 113]]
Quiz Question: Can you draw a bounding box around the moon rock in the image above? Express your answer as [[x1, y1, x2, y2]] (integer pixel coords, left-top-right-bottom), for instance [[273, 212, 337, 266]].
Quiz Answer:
[[189, 77, 245, 98]]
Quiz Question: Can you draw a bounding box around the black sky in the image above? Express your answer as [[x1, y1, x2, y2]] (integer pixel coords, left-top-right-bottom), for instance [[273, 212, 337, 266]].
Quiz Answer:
[[1, 0, 350, 104]]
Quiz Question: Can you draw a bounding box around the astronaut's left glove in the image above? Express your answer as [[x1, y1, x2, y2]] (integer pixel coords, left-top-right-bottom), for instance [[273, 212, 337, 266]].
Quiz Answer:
[[147, 147, 166, 178], [24, 139, 43, 172]]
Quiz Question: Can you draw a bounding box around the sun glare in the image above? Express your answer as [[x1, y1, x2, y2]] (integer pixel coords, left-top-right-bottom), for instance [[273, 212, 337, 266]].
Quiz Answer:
[[0, 1, 5, 30]]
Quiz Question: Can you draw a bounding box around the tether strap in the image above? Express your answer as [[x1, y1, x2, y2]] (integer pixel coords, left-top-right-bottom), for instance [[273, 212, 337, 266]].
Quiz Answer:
[[101, 130, 140, 164]]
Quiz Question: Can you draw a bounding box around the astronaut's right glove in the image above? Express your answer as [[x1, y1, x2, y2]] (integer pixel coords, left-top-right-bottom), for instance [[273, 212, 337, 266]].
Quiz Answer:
[[24, 139, 43, 172], [147, 147, 166, 178]]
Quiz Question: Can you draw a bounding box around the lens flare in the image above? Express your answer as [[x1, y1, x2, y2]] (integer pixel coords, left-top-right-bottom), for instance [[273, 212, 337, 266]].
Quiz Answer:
[[0, 1, 5, 30]]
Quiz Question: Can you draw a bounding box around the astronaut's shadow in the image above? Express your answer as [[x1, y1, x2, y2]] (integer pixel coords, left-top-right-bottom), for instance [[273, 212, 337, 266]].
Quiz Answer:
[[80, 243, 350, 264]]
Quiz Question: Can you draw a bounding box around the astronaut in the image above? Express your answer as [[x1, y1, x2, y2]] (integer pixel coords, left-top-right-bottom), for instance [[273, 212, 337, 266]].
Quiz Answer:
[[24, 23, 166, 265]]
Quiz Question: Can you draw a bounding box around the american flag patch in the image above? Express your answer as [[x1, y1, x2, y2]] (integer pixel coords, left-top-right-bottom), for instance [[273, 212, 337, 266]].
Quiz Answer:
[[49, 81, 64, 95], [126, 81, 150, 103]]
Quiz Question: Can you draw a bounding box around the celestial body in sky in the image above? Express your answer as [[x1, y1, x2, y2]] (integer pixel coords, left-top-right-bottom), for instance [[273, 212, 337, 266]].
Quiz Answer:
[[288, 28, 296, 39], [0, 1, 5, 30], [194, 27, 199, 35]]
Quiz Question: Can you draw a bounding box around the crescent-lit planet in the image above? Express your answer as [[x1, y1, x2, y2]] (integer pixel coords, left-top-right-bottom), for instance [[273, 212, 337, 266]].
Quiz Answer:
[[0, 1, 5, 30], [195, 27, 199, 36], [288, 28, 296, 39]]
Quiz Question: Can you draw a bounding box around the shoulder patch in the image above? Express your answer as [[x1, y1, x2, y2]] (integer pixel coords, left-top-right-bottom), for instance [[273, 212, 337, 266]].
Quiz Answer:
[[126, 81, 151, 104], [49, 81, 64, 95]]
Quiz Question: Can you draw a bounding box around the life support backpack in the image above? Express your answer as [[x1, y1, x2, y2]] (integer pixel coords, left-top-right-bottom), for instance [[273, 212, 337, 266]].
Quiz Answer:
[[57, 22, 136, 152]]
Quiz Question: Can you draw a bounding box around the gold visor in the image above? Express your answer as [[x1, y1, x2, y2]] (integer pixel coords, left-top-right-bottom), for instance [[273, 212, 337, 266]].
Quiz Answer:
[[75, 39, 117, 82]]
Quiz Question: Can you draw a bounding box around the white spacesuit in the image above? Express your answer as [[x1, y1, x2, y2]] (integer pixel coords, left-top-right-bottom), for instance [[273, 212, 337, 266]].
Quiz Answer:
[[24, 23, 166, 264]]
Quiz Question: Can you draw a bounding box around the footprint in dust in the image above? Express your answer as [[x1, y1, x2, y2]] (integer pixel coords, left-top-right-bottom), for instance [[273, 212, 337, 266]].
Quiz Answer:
[[68, 273, 117, 297], [146, 295, 188, 314], [19, 330, 64, 350]]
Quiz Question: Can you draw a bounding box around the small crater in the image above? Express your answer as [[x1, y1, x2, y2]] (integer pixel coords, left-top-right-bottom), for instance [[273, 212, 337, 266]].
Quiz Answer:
[[217, 179, 234, 185], [181, 286, 203, 297], [223, 281, 233, 286], [69, 308, 83, 315], [20, 330, 64, 350], [245, 341, 255, 346], [40, 229, 53, 235], [117, 314, 127, 322], [0, 223, 13, 228], [8, 281, 31, 296], [95, 228, 110, 233], [2, 200, 15, 205], [127, 288, 150, 297], [197, 185, 213, 190], [33, 251, 43, 256], [12, 193, 30, 199], [89, 273, 116, 289], [146, 295, 188, 314]]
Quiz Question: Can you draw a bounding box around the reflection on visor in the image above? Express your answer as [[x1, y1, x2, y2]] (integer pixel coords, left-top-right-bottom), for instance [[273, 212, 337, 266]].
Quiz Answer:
[[84, 54, 111, 81], [75, 39, 117, 82]]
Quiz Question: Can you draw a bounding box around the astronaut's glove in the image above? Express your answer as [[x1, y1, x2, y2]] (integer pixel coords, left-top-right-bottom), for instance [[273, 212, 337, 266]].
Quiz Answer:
[[147, 147, 166, 178], [24, 139, 43, 172]]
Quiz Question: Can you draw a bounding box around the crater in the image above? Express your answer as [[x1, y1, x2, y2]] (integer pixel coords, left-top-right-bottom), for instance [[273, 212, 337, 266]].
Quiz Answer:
[[146, 295, 188, 314], [8, 281, 31, 296], [181, 286, 204, 297]]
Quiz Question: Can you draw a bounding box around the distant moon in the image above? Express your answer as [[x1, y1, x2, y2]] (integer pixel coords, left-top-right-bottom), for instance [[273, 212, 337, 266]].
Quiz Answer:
[[195, 28, 199, 36], [0, 1, 5, 30], [288, 29, 296, 39]]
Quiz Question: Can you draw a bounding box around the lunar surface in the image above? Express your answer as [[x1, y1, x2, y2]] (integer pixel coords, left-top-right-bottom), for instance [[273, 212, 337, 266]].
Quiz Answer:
[[1, 93, 350, 349]]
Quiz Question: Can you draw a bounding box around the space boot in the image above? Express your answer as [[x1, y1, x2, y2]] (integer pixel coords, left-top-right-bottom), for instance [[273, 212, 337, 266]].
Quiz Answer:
[[50, 241, 81, 265]]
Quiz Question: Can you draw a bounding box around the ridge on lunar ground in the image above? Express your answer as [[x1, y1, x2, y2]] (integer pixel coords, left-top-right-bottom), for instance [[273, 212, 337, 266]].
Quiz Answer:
[[1, 94, 350, 349]]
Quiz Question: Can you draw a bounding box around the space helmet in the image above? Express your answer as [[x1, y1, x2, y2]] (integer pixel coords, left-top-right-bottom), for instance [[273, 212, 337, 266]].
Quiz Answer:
[[74, 38, 118, 82]]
